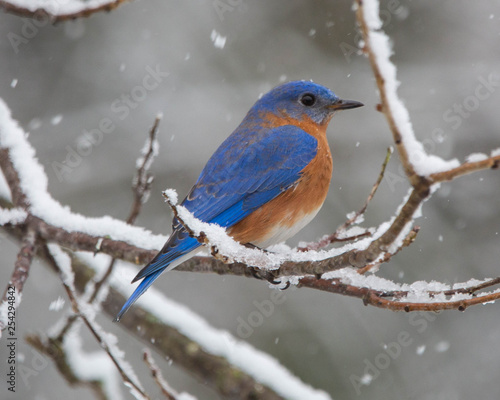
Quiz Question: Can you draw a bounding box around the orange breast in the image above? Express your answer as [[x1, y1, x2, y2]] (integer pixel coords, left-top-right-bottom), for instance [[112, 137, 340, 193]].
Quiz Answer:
[[228, 113, 333, 247]]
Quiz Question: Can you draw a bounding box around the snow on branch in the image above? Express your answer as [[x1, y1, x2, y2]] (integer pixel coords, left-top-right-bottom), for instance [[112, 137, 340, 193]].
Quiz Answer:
[[355, 0, 460, 181], [355, 0, 500, 185], [163, 189, 287, 270], [0, 206, 26, 225], [0, 0, 131, 22], [299, 269, 500, 312], [0, 98, 166, 252]]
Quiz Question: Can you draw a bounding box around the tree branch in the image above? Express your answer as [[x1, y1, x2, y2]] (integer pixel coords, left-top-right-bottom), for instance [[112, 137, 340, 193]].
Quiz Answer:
[[0, 0, 131, 23], [298, 275, 500, 312], [143, 349, 191, 400], [0, 148, 29, 208], [430, 154, 500, 182], [0, 225, 37, 330]]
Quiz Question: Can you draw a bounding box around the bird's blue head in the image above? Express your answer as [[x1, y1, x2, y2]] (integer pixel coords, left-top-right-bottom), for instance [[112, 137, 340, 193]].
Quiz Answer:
[[253, 80, 363, 125]]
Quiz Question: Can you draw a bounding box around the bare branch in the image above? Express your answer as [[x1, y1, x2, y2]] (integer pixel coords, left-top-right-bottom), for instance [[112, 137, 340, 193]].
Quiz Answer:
[[430, 154, 500, 183], [129, 115, 161, 225]]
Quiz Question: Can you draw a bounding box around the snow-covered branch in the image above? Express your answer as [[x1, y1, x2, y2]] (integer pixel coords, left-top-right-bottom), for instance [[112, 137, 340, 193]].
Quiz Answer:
[[0, 0, 131, 22], [355, 0, 461, 183]]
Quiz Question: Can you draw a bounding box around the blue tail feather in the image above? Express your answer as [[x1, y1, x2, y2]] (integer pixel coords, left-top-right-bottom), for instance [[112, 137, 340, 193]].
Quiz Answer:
[[114, 269, 164, 322], [114, 232, 201, 322], [132, 234, 199, 283]]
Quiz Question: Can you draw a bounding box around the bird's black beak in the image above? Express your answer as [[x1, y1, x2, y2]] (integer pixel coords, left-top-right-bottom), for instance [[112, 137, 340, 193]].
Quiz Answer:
[[330, 98, 364, 110]]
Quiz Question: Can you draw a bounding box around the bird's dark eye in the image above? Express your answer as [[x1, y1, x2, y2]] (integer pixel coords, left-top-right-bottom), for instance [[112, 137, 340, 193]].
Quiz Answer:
[[299, 93, 316, 107]]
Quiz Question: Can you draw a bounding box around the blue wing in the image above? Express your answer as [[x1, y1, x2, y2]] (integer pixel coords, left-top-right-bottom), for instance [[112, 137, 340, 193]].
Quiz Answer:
[[114, 125, 317, 321]]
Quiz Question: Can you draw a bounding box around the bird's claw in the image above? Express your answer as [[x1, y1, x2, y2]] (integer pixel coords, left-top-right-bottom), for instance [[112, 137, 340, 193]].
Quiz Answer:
[[249, 267, 289, 288]]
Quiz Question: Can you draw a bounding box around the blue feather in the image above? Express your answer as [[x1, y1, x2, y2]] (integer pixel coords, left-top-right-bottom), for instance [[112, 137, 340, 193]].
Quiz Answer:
[[114, 269, 164, 322]]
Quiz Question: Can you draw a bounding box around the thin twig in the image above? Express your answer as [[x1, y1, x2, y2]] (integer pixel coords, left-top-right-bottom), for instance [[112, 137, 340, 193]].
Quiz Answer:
[[332, 231, 372, 243], [143, 349, 178, 400], [162, 191, 218, 257], [357, 225, 420, 274], [129, 115, 161, 224]]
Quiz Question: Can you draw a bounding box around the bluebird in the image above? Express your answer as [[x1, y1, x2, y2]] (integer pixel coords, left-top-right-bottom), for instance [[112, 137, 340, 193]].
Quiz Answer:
[[115, 81, 363, 321]]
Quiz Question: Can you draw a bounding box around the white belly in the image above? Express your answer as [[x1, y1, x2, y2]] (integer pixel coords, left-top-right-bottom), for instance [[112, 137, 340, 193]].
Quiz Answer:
[[252, 206, 321, 249]]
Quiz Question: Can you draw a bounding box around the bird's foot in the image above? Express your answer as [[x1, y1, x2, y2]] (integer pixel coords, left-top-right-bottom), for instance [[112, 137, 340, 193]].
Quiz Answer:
[[249, 267, 290, 289], [210, 245, 233, 264]]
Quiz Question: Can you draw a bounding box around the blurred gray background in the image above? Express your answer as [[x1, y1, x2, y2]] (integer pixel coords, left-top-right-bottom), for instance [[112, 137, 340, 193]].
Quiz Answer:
[[1, 0, 499, 399]]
